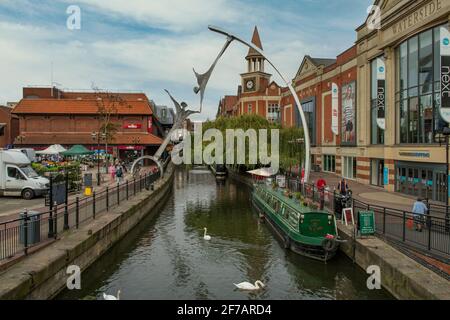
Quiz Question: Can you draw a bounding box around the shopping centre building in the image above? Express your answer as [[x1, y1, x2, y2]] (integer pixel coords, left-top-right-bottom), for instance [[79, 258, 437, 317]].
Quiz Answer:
[[218, 0, 450, 202]]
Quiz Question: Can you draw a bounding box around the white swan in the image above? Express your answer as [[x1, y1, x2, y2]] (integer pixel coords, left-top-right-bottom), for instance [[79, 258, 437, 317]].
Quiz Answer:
[[203, 228, 211, 240], [103, 290, 121, 300], [233, 280, 265, 291]]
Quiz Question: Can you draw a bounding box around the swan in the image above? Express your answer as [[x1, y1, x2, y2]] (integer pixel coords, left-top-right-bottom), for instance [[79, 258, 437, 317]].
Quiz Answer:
[[233, 280, 265, 291], [203, 228, 211, 240], [103, 290, 120, 300]]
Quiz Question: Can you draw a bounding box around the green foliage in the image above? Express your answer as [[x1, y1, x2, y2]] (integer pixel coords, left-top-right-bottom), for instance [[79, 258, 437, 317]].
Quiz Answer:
[[189, 115, 305, 171], [32, 162, 82, 191]]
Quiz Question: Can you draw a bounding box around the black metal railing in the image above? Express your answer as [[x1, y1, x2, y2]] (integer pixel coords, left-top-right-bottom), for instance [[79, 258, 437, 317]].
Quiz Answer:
[[284, 176, 449, 259], [0, 170, 162, 262]]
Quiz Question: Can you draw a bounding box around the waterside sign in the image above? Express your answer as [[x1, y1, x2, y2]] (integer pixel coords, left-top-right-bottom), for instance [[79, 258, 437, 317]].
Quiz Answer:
[[391, 0, 442, 36], [358, 211, 375, 236]]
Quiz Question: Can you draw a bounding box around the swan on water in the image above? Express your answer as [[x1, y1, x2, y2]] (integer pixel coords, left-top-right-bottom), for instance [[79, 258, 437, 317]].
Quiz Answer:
[[103, 290, 121, 300], [203, 228, 211, 240], [233, 281, 265, 291]]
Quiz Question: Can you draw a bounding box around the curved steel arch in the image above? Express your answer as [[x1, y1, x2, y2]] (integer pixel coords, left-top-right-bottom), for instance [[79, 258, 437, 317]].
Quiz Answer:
[[130, 156, 164, 177]]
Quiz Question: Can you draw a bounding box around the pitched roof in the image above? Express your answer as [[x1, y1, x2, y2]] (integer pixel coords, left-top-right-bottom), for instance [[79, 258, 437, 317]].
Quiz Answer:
[[223, 95, 237, 112], [246, 26, 264, 58], [14, 132, 163, 145], [12, 98, 153, 115], [61, 92, 149, 101], [308, 56, 336, 68]]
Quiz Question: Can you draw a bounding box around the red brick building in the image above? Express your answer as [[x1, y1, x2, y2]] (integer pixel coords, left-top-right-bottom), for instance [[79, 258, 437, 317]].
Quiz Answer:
[[0, 105, 19, 148], [217, 27, 283, 123], [281, 46, 358, 177], [12, 87, 163, 159]]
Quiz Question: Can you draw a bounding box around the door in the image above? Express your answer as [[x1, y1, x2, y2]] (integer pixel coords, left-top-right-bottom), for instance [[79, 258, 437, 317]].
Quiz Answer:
[[5, 166, 26, 196]]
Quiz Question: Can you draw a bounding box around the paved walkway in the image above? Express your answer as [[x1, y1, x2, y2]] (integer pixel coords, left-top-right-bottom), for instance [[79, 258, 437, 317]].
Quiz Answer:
[[309, 172, 445, 216]]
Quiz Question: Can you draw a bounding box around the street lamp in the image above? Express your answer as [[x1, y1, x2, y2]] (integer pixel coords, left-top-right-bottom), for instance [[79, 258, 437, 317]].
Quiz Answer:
[[438, 126, 450, 231], [91, 131, 105, 186]]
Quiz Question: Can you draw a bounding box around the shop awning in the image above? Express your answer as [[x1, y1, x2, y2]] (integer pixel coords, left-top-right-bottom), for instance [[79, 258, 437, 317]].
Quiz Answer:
[[36, 144, 67, 155], [61, 145, 94, 156]]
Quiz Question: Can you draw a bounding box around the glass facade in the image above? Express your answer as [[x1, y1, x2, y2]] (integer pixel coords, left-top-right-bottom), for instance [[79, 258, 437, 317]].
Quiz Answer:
[[371, 59, 385, 144], [396, 24, 445, 144]]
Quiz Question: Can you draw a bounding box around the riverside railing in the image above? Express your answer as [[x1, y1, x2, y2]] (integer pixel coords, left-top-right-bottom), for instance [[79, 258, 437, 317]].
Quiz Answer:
[[285, 176, 450, 259], [0, 171, 161, 263]]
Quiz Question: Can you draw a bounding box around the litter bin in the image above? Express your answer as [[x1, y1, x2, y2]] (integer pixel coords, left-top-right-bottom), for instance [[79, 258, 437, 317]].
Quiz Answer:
[[19, 211, 41, 245]]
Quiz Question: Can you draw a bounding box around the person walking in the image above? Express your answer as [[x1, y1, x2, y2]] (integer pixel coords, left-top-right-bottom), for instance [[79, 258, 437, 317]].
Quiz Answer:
[[115, 163, 124, 183], [338, 178, 348, 196], [412, 198, 428, 232], [316, 178, 327, 210]]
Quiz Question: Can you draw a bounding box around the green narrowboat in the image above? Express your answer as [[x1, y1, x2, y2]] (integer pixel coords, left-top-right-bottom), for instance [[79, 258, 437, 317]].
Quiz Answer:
[[251, 183, 341, 262]]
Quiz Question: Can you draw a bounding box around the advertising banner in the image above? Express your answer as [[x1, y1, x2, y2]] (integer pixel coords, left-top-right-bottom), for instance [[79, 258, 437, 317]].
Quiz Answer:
[[440, 26, 450, 123], [376, 57, 386, 130], [341, 82, 356, 144], [331, 83, 339, 135]]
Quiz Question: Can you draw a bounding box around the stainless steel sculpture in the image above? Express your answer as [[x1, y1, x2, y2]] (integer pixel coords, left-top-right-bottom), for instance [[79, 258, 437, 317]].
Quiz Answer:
[[132, 25, 311, 183]]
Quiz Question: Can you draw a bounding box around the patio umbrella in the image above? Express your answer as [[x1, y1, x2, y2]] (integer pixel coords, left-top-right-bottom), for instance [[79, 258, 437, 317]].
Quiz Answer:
[[61, 145, 94, 156], [36, 144, 67, 155]]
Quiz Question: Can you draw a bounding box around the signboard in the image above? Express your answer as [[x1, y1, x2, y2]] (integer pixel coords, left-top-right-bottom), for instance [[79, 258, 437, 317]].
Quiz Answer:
[[440, 26, 450, 123], [341, 82, 356, 144], [52, 182, 67, 206], [383, 167, 389, 185], [123, 123, 142, 129], [342, 208, 354, 226], [84, 173, 93, 187], [376, 57, 386, 130], [331, 83, 339, 135], [358, 211, 376, 236]]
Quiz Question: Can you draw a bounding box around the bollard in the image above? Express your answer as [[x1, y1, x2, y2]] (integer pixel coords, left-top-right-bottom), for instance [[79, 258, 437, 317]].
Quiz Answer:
[[64, 202, 69, 231], [106, 186, 109, 211], [117, 182, 120, 205], [23, 209, 28, 256], [75, 197, 79, 229], [54, 205, 58, 239], [93, 191, 96, 219]]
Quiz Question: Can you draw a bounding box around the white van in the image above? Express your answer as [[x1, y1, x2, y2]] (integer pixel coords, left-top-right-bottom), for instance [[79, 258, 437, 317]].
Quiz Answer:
[[10, 148, 36, 162], [0, 150, 49, 200]]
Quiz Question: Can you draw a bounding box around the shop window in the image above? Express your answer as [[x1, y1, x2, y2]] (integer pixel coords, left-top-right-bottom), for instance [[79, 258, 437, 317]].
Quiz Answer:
[[342, 156, 356, 180], [396, 24, 446, 144], [0, 126, 4, 136], [323, 155, 335, 173]]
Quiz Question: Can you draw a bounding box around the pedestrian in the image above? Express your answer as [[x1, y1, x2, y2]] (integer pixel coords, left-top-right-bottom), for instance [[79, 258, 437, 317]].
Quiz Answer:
[[109, 164, 116, 182], [115, 164, 124, 183], [316, 178, 327, 210], [412, 197, 428, 232], [338, 178, 348, 196]]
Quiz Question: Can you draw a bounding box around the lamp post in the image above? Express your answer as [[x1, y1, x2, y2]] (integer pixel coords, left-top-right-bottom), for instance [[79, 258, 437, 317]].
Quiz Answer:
[[442, 127, 450, 231], [91, 132, 106, 186], [436, 127, 450, 232]]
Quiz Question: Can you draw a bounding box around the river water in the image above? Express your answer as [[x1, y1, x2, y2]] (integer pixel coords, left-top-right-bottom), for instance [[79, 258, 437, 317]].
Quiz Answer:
[[58, 167, 392, 300]]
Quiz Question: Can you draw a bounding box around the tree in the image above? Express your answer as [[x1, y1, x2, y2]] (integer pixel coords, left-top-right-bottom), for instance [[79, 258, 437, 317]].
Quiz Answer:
[[92, 86, 131, 167]]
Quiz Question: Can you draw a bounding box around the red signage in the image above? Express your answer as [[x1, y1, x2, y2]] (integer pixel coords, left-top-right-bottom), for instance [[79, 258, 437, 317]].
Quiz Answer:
[[123, 123, 142, 129], [147, 117, 152, 133]]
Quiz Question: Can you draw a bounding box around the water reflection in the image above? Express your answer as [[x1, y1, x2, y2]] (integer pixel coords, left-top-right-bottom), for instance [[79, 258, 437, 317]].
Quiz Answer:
[[58, 167, 392, 300]]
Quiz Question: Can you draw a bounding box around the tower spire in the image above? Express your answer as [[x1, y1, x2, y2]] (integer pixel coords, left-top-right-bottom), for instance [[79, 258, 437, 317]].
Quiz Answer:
[[246, 26, 263, 58]]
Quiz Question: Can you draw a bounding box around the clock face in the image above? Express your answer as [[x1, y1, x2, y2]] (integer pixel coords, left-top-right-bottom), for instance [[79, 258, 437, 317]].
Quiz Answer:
[[246, 80, 254, 90]]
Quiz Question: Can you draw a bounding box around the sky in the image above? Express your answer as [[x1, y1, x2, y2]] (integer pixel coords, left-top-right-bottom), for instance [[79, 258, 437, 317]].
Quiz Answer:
[[0, 0, 373, 121]]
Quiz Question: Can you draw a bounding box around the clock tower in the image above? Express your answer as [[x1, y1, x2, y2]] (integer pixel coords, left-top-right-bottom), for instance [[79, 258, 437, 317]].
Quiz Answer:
[[241, 26, 271, 94]]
